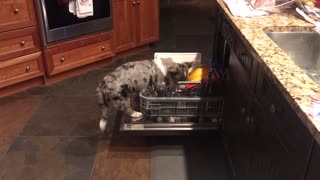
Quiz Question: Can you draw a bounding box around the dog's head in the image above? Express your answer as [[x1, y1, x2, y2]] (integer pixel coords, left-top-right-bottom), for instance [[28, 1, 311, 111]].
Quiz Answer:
[[165, 60, 197, 83], [154, 53, 201, 83]]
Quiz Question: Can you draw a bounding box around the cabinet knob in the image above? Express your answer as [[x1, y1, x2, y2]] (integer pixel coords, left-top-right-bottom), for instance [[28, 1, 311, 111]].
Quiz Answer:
[[20, 41, 26, 47], [250, 116, 255, 125], [245, 116, 251, 124], [13, 8, 19, 14], [25, 66, 31, 72], [137, 1, 140, 5], [101, 46, 105, 51], [241, 107, 246, 115], [60, 57, 65, 63], [133, 1, 137, 5], [270, 104, 276, 113]]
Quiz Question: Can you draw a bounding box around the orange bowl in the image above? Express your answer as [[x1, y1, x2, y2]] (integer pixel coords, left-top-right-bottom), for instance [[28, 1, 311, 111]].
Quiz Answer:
[[187, 66, 210, 81]]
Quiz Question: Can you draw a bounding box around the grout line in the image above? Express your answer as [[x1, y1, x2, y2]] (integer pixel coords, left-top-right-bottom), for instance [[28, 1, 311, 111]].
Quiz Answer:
[[88, 139, 105, 180], [0, 136, 14, 162]]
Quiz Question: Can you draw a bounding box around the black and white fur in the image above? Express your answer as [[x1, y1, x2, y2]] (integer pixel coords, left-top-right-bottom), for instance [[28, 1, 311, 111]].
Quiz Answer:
[[96, 57, 199, 132]]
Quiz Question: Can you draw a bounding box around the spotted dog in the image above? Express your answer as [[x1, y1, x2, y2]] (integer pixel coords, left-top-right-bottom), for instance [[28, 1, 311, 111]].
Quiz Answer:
[[96, 57, 199, 132]]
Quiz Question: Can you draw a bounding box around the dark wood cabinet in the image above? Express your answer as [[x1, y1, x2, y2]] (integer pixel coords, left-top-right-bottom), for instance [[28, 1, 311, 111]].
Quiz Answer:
[[219, 9, 314, 179], [249, 100, 280, 179], [224, 42, 287, 180], [256, 67, 314, 180], [112, 0, 159, 53], [305, 142, 320, 180]]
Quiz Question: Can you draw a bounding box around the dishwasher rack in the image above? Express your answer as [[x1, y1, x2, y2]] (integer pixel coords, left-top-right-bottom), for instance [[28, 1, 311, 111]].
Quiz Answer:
[[120, 79, 224, 133]]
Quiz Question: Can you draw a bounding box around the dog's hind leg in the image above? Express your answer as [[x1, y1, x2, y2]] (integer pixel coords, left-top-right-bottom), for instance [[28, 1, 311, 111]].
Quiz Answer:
[[99, 118, 107, 132], [99, 105, 110, 132]]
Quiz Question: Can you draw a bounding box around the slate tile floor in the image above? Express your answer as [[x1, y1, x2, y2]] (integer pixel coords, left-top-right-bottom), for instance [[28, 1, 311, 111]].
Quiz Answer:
[[0, 55, 153, 180], [0, 1, 230, 180]]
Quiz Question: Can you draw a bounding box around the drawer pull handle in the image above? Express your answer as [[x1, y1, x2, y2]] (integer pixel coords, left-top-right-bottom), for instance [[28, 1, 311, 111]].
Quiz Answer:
[[137, 1, 140, 5], [25, 66, 31, 72], [133, 1, 137, 5], [14, 8, 19, 14], [60, 57, 65, 63], [20, 41, 26, 47], [101, 46, 106, 51]]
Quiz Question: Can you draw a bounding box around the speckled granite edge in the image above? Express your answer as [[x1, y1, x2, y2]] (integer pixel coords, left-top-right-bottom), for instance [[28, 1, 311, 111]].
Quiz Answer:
[[215, 0, 320, 143]]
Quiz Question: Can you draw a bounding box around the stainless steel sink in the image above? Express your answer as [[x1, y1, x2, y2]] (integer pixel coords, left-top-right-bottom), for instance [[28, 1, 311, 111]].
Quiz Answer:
[[266, 32, 320, 84]]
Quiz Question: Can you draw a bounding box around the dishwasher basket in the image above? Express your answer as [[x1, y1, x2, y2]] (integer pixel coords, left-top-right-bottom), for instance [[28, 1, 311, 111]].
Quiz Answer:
[[140, 94, 224, 118], [139, 81, 224, 120]]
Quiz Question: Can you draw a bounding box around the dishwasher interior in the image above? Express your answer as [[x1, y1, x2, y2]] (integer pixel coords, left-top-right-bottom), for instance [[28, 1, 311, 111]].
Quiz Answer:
[[119, 64, 226, 134]]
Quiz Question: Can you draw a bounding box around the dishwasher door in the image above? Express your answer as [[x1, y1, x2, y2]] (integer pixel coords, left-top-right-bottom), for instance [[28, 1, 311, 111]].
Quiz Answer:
[[119, 115, 221, 135]]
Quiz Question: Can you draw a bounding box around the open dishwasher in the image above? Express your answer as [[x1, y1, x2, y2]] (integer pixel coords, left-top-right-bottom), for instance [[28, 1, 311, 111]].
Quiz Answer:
[[119, 53, 225, 134]]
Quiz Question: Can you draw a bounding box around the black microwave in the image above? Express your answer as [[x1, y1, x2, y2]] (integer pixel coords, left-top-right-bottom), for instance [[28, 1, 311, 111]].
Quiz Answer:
[[36, 0, 113, 45]]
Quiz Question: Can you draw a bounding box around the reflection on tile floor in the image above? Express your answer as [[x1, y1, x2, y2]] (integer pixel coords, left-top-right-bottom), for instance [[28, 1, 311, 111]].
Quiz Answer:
[[21, 96, 101, 137], [0, 137, 13, 161], [0, 136, 98, 180], [91, 137, 151, 180], [0, 1, 226, 179], [0, 96, 43, 137]]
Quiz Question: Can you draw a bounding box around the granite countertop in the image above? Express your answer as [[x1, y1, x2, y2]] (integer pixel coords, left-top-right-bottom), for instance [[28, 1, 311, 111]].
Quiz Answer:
[[215, 0, 320, 143]]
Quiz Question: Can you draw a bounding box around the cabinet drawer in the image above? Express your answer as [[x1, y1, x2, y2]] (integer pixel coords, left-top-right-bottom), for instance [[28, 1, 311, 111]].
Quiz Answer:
[[0, 0, 36, 32], [0, 27, 41, 61], [0, 52, 44, 88], [46, 40, 114, 75]]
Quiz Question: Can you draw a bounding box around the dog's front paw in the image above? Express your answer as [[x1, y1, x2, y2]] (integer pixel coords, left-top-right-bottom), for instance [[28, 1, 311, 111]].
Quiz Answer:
[[99, 118, 107, 132], [130, 111, 143, 118], [130, 111, 143, 122]]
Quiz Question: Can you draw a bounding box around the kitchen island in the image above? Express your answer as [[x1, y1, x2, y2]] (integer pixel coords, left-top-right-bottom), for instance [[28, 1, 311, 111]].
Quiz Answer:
[[215, 1, 320, 179], [216, 0, 320, 142]]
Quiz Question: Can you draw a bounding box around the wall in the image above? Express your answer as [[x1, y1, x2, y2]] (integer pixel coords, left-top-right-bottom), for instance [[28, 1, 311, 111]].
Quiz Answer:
[[155, 0, 216, 66]]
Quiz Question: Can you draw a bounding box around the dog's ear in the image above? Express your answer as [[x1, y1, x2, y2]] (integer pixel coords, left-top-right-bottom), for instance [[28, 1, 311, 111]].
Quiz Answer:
[[185, 60, 200, 74]]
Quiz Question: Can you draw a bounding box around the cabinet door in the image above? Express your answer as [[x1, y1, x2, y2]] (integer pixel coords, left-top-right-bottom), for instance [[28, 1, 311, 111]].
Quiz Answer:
[[112, 0, 137, 53], [256, 67, 313, 179], [136, 0, 159, 46], [249, 100, 287, 180], [0, 0, 36, 32], [305, 142, 320, 180], [272, 99, 313, 180]]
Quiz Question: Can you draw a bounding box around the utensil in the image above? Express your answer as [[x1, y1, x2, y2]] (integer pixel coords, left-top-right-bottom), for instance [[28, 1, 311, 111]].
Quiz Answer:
[[296, 7, 320, 34], [304, 5, 320, 19], [295, 0, 306, 10]]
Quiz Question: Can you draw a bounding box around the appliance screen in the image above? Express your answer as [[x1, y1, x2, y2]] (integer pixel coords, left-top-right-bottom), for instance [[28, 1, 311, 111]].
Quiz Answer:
[[44, 0, 111, 30]]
